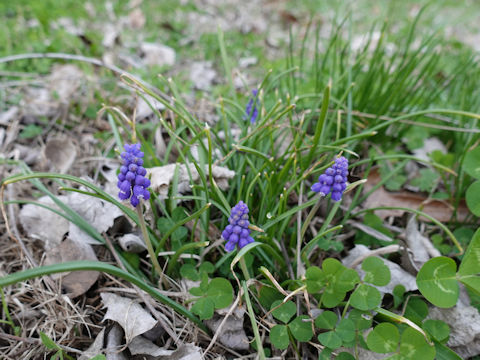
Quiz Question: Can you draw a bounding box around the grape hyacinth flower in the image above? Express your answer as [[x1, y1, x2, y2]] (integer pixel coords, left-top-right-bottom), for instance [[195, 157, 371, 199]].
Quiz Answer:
[[243, 89, 259, 124], [117, 143, 151, 207], [311, 156, 348, 202], [222, 201, 254, 251]]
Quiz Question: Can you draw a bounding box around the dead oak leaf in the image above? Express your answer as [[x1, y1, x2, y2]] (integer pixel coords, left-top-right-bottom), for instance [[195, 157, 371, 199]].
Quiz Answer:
[[101, 293, 157, 344]]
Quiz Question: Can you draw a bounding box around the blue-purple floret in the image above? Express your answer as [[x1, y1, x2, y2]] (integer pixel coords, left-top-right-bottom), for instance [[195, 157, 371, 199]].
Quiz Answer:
[[244, 89, 259, 124], [222, 201, 254, 251], [311, 156, 348, 202], [117, 143, 151, 207]]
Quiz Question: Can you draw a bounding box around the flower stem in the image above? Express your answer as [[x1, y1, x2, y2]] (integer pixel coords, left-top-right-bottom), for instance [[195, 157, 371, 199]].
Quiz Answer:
[[136, 205, 163, 278], [239, 257, 251, 282]]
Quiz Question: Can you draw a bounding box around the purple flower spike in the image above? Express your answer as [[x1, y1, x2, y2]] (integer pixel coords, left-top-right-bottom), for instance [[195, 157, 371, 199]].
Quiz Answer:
[[117, 143, 150, 207], [311, 156, 349, 202], [222, 201, 254, 252], [243, 89, 259, 124]]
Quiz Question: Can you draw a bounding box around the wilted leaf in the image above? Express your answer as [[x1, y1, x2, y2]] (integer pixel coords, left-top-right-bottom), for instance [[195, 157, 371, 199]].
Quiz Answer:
[[101, 293, 157, 344], [140, 42, 175, 67], [149, 163, 235, 199], [79, 328, 105, 360], [43, 138, 77, 173], [128, 335, 174, 356], [117, 233, 146, 253], [205, 306, 249, 350], [45, 238, 99, 297]]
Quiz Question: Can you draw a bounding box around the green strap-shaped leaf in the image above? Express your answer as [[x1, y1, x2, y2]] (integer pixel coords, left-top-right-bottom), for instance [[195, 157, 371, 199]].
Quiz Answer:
[[0, 261, 209, 334]]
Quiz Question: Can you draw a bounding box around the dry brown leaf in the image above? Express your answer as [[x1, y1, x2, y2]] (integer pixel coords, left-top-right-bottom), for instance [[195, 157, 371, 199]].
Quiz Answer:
[[106, 324, 127, 360], [44, 238, 99, 297], [205, 306, 249, 351], [48, 64, 84, 103], [19, 196, 70, 250], [363, 169, 469, 222], [405, 216, 441, 270], [79, 328, 105, 360], [117, 233, 146, 253], [43, 138, 77, 173], [101, 292, 157, 344], [149, 163, 235, 199], [139, 42, 175, 67], [128, 335, 174, 357]]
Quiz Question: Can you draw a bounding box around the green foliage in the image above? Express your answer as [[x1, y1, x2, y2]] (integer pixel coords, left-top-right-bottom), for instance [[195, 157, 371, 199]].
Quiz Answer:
[[466, 181, 480, 216], [269, 302, 313, 349], [416, 257, 459, 308], [305, 259, 359, 308], [410, 168, 439, 192], [362, 256, 391, 286], [463, 147, 480, 180], [350, 284, 382, 311], [366, 323, 399, 353], [418, 228, 480, 308], [423, 319, 450, 343], [270, 324, 290, 350], [190, 277, 233, 320]]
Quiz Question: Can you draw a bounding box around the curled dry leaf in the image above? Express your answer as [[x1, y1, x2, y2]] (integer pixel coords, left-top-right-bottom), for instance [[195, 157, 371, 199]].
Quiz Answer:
[[48, 64, 84, 103], [342, 245, 417, 294], [101, 292, 157, 344], [19, 196, 70, 250], [363, 169, 469, 222], [128, 335, 174, 357], [405, 216, 441, 270], [0, 106, 19, 126], [117, 233, 147, 253], [189, 61, 217, 91], [149, 164, 235, 199], [106, 323, 127, 360], [139, 42, 176, 67], [43, 138, 77, 173], [68, 189, 124, 245], [44, 238, 99, 298], [205, 306, 249, 351], [135, 93, 166, 121], [79, 328, 105, 360]]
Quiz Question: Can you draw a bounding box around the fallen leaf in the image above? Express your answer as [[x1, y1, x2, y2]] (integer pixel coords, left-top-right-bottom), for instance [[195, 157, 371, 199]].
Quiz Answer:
[[128, 8, 145, 29], [79, 328, 105, 360], [45, 238, 99, 297], [412, 137, 447, 162], [43, 138, 77, 173], [106, 324, 127, 360], [189, 61, 217, 91], [160, 343, 203, 360], [101, 292, 157, 344], [128, 335, 174, 357], [135, 93, 165, 121], [48, 64, 84, 103], [117, 233, 146, 253], [139, 42, 175, 67], [205, 306, 249, 351], [363, 169, 469, 222], [149, 164, 235, 199], [68, 189, 124, 245], [0, 106, 19, 126], [405, 216, 441, 270], [19, 196, 70, 250]]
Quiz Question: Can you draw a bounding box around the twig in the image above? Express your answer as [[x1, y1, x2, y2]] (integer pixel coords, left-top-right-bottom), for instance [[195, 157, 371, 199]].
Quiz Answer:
[[348, 245, 402, 269]]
